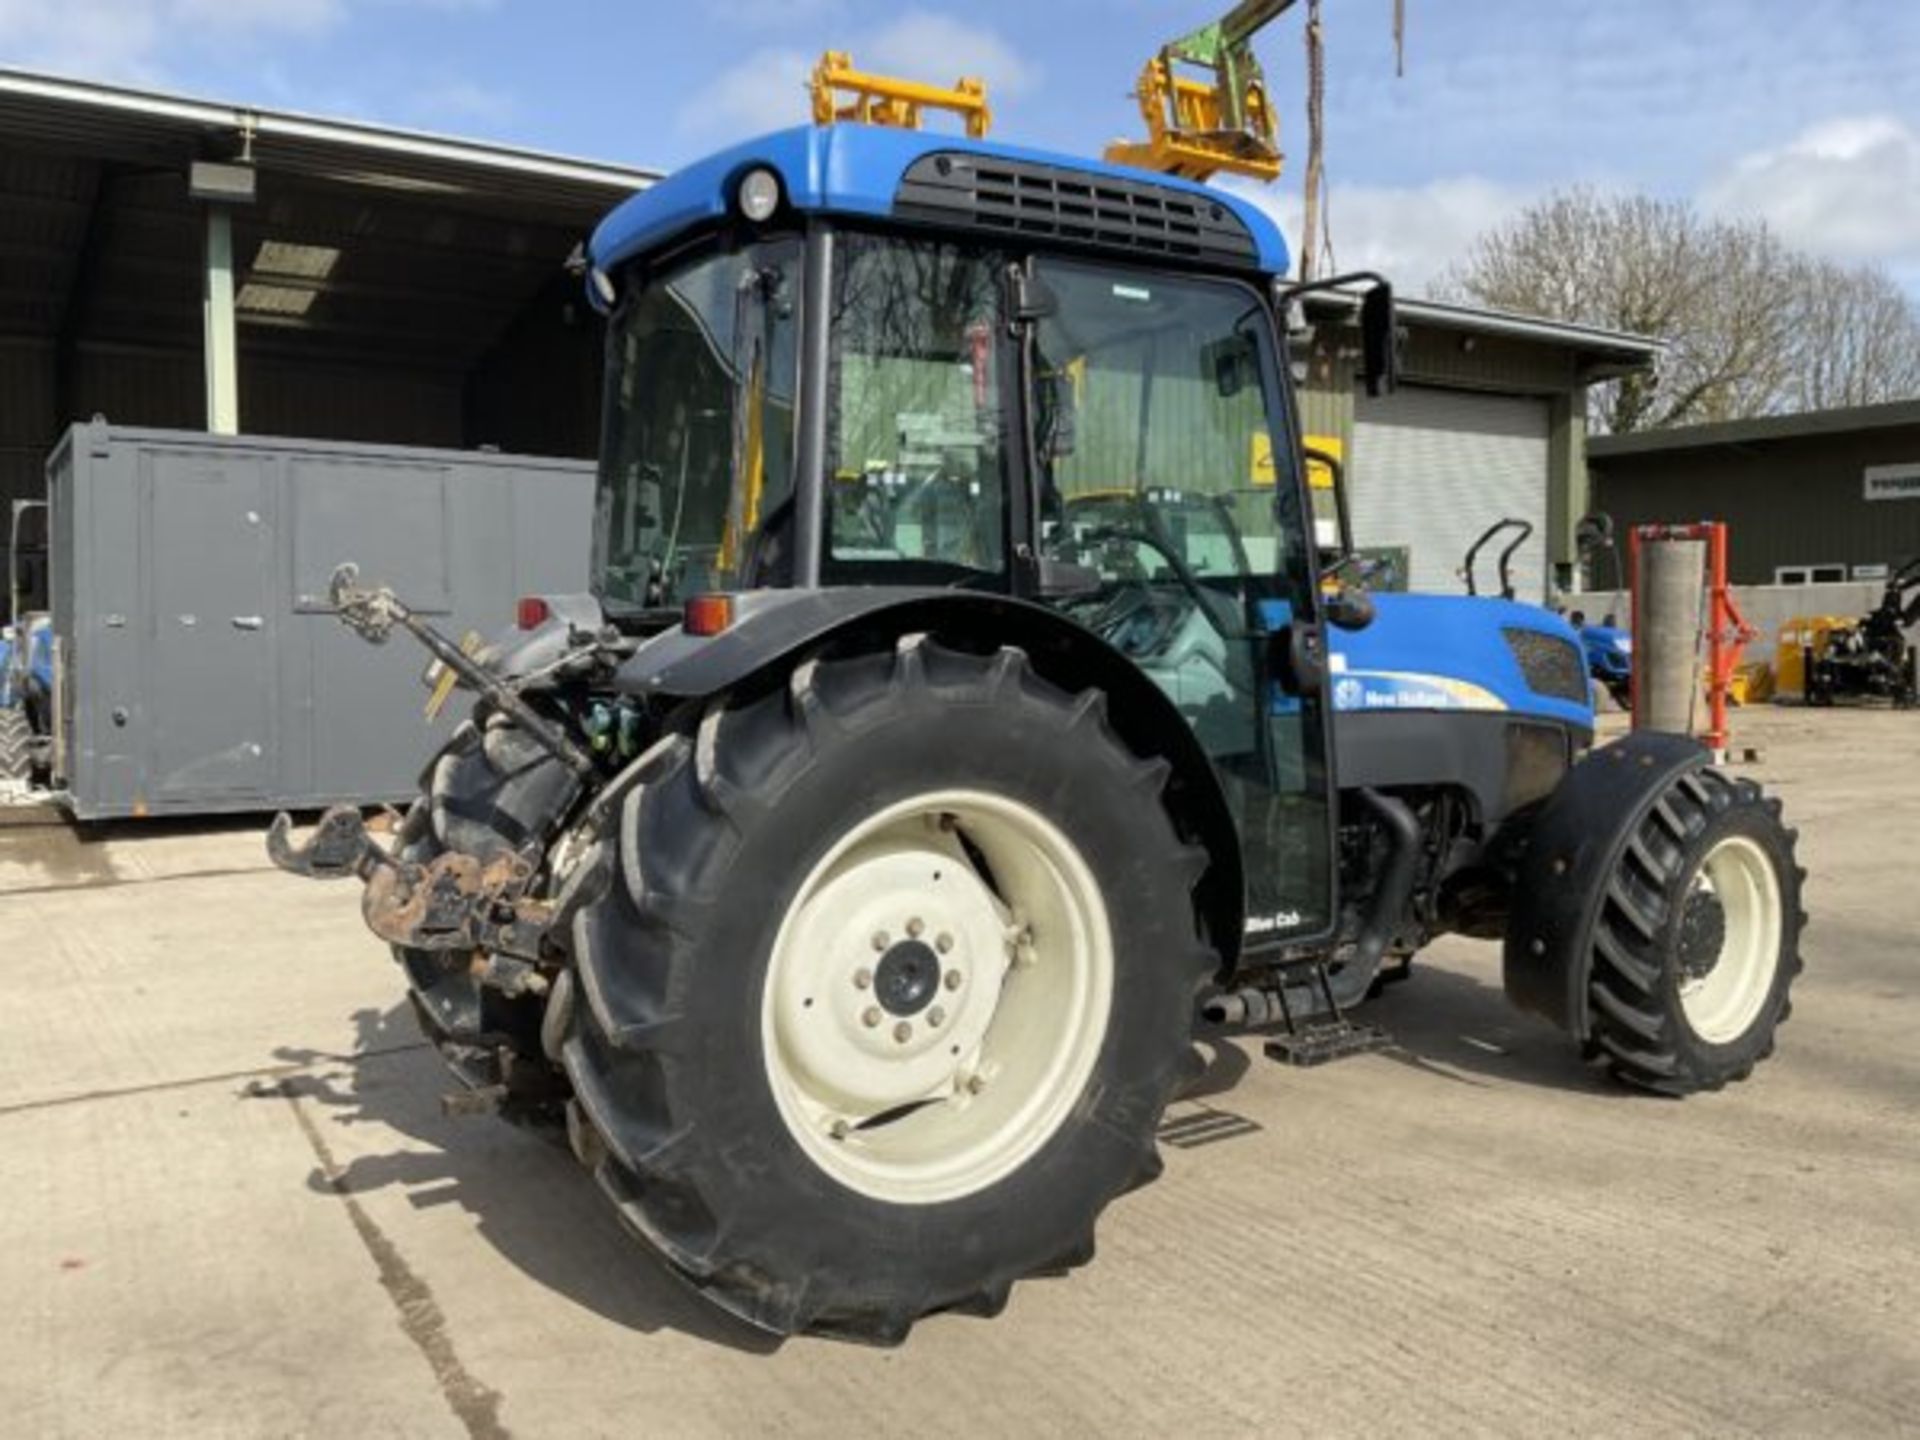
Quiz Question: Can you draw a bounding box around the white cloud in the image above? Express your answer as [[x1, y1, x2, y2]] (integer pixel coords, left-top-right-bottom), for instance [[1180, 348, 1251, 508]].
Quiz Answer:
[[0, 0, 475, 83], [1219, 174, 1534, 296], [679, 45, 818, 144], [1702, 115, 1920, 283], [863, 13, 1036, 98], [677, 12, 1037, 147]]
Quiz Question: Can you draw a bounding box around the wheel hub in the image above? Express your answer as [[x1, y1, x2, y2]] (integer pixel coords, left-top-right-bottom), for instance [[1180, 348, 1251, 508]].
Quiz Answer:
[[875, 939, 941, 1017], [1676, 833, 1785, 1045], [761, 789, 1115, 1205], [1678, 886, 1728, 982]]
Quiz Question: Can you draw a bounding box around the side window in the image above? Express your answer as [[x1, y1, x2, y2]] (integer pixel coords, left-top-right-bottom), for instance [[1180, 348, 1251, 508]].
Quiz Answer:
[[825, 233, 1009, 583]]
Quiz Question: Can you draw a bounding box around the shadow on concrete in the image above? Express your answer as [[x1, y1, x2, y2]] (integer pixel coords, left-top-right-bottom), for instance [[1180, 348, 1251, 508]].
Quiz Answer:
[[260, 961, 1620, 1354], [1195, 961, 1619, 1098], [265, 1003, 782, 1355], [1366, 963, 1618, 1095]]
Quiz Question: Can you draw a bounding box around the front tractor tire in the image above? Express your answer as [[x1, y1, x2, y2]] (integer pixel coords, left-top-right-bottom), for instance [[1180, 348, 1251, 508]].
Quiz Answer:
[[558, 636, 1213, 1342], [1506, 736, 1805, 1097], [1585, 768, 1805, 1094]]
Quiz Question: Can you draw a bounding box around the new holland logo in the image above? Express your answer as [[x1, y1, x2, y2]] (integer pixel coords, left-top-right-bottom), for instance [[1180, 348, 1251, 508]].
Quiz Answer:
[[1330, 670, 1509, 713]]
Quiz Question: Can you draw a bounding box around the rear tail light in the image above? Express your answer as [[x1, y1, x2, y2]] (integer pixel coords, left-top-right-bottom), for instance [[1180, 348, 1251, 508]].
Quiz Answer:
[[683, 593, 735, 637], [516, 596, 551, 630]]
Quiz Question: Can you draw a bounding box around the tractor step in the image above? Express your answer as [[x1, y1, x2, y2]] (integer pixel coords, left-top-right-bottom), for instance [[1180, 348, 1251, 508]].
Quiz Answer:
[[1261, 955, 1393, 1067], [1264, 1019, 1392, 1067]]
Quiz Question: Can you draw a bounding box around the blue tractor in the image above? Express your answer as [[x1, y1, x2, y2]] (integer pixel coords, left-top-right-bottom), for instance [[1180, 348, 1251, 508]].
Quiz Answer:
[[271, 65, 1804, 1341], [1, 500, 53, 784], [1459, 514, 1634, 709]]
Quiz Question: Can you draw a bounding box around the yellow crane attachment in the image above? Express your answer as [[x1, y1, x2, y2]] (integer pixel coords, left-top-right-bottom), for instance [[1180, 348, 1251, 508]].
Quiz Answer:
[[1104, 0, 1296, 182], [809, 51, 992, 138]]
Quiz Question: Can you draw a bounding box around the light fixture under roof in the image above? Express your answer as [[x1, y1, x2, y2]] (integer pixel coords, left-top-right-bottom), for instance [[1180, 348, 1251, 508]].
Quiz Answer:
[[251, 241, 341, 280], [236, 283, 317, 318]]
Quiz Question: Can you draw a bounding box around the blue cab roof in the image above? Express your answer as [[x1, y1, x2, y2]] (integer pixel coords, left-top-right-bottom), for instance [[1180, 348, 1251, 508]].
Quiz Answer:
[[586, 124, 1291, 285]]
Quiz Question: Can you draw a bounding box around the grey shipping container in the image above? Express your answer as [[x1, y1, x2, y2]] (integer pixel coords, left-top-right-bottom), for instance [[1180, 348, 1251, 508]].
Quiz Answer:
[[45, 421, 594, 820]]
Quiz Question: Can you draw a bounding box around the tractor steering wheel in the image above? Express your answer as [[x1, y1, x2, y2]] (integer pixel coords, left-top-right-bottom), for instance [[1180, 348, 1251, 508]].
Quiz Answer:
[[1080, 518, 1237, 644]]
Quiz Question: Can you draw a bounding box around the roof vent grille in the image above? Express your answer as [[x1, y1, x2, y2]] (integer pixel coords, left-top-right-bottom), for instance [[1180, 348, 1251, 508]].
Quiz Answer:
[[894, 153, 1258, 266]]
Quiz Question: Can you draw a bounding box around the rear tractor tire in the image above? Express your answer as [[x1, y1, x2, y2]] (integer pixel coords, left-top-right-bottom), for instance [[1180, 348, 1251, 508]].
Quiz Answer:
[[557, 636, 1213, 1342], [393, 709, 583, 1114], [1587, 768, 1805, 1094]]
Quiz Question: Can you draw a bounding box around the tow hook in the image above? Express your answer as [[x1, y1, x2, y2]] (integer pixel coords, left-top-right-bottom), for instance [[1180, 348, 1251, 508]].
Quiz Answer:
[[266, 805, 392, 881], [269, 804, 556, 969]]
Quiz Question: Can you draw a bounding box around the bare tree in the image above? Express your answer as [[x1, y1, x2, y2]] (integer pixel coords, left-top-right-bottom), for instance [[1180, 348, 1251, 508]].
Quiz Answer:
[[1438, 189, 1920, 432], [1782, 257, 1920, 412]]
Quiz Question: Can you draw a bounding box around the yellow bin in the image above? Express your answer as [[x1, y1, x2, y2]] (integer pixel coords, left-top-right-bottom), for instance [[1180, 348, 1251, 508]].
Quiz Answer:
[[1774, 616, 1855, 700]]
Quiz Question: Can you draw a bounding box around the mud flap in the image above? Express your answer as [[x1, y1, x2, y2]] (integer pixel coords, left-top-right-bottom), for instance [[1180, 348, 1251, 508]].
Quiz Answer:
[[1501, 730, 1708, 1037]]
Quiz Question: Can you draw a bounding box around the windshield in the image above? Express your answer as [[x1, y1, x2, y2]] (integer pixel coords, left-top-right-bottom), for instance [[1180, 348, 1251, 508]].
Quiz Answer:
[[593, 238, 801, 607]]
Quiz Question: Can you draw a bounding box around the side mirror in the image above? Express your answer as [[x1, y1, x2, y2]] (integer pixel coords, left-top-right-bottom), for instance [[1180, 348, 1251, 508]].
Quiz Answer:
[[1324, 585, 1375, 632], [1204, 334, 1257, 398], [1360, 283, 1399, 398]]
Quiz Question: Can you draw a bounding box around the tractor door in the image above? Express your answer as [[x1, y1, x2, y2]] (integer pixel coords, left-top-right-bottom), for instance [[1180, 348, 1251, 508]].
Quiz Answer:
[[1022, 259, 1336, 942]]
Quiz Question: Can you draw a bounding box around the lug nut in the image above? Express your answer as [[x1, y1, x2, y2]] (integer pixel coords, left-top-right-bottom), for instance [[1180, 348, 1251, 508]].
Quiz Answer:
[[927, 1006, 946, 1029], [907, 917, 925, 939], [854, 968, 873, 990], [828, 1119, 850, 1140], [871, 931, 889, 952], [893, 1021, 913, 1044], [966, 1073, 988, 1095], [862, 1007, 882, 1028], [944, 969, 963, 990], [935, 932, 954, 954]]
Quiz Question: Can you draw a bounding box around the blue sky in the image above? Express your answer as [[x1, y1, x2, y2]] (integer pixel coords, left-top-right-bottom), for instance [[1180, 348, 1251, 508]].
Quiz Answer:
[[5, 0, 1919, 293]]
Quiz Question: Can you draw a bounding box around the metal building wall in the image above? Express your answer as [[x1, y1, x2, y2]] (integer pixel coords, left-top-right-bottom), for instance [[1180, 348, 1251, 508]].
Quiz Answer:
[[1296, 311, 1595, 583], [1353, 386, 1552, 597], [1591, 423, 1920, 585]]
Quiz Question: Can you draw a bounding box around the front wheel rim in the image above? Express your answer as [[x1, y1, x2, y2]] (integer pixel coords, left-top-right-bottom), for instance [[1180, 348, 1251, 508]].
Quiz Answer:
[[1677, 834, 1783, 1044], [761, 788, 1114, 1205]]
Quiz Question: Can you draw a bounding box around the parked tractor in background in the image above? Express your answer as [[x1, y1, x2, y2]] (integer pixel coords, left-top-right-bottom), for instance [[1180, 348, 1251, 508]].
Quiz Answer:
[[1, 499, 52, 784], [269, 14, 1806, 1343], [1780, 558, 1920, 708]]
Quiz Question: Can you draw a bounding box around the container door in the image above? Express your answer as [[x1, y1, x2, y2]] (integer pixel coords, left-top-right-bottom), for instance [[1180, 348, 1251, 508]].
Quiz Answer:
[[146, 452, 274, 801]]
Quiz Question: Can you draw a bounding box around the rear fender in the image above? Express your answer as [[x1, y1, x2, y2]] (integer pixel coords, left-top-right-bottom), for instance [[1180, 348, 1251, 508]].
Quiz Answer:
[[612, 588, 1247, 965], [1501, 730, 1708, 1036], [481, 593, 605, 685]]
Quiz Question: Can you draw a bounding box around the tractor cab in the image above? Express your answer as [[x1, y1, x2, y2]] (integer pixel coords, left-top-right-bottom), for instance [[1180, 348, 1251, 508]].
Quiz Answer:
[[581, 121, 1369, 942]]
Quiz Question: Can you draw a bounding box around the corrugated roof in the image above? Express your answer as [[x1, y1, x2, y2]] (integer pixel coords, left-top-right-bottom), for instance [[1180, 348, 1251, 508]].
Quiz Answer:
[[1589, 399, 1920, 457], [0, 68, 659, 211], [1304, 291, 1664, 372]]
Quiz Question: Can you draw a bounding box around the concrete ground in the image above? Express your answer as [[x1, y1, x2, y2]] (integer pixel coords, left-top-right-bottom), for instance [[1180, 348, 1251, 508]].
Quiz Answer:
[[3, 705, 1916, 1438]]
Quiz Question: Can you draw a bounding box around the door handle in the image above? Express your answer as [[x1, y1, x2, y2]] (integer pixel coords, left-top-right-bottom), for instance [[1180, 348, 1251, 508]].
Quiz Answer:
[[231, 615, 265, 631]]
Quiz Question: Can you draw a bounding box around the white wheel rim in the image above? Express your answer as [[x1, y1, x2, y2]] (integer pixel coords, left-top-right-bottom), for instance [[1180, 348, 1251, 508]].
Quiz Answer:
[[1678, 834, 1783, 1044], [760, 788, 1114, 1205]]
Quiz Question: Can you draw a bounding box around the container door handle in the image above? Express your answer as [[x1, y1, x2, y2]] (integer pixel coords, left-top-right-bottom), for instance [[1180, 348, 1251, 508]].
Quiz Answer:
[[231, 615, 265, 631]]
